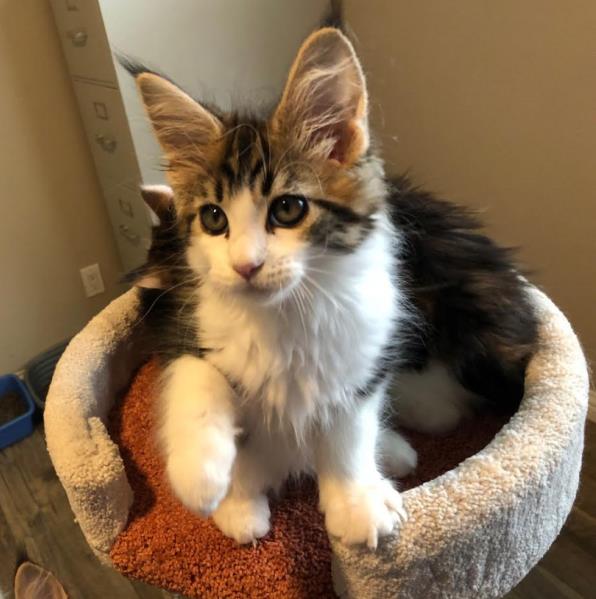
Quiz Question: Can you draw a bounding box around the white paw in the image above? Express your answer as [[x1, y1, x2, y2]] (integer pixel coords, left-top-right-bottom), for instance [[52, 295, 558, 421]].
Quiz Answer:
[[212, 494, 271, 544], [322, 479, 407, 549], [166, 434, 236, 516]]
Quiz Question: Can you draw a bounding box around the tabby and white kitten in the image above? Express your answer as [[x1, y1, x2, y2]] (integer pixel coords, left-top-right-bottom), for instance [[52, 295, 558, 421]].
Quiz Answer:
[[128, 28, 537, 548]]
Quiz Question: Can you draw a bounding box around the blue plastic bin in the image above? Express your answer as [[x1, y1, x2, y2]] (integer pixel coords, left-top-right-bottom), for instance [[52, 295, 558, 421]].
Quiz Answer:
[[0, 374, 35, 450]]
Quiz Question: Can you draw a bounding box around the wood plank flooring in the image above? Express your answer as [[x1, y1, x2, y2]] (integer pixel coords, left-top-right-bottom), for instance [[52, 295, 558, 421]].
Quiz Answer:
[[0, 426, 178, 599], [1, 421, 594, 598]]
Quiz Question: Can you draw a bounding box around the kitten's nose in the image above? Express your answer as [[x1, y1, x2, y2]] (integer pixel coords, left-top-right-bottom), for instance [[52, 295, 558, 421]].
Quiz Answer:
[[233, 261, 264, 281]]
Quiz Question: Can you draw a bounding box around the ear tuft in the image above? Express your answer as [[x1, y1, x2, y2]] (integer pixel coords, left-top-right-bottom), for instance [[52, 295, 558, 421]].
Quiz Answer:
[[116, 53, 152, 78], [273, 28, 369, 165]]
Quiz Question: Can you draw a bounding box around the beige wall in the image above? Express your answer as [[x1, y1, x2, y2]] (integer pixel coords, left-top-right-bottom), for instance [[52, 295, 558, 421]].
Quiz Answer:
[[100, 0, 329, 184], [0, 2, 592, 372], [0, 0, 123, 372], [345, 1, 596, 363]]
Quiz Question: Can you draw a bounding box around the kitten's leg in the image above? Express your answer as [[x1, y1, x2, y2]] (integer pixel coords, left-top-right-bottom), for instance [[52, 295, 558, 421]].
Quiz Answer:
[[161, 355, 237, 515], [212, 429, 288, 544], [212, 431, 285, 544], [316, 389, 407, 549]]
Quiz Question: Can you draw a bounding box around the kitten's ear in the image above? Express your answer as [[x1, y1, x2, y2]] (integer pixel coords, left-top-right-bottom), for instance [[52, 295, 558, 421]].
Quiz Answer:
[[134, 72, 224, 184], [140, 184, 174, 225], [272, 28, 369, 165], [124, 184, 177, 289], [126, 265, 165, 290], [130, 268, 165, 290]]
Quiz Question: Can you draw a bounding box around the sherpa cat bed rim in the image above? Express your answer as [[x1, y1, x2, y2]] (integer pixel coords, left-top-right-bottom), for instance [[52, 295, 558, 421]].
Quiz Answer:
[[44, 286, 589, 598]]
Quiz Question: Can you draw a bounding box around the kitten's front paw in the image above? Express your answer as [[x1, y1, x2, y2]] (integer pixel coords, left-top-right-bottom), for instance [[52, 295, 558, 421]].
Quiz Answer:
[[321, 478, 407, 549], [212, 494, 271, 544], [166, 437, 235, 516]]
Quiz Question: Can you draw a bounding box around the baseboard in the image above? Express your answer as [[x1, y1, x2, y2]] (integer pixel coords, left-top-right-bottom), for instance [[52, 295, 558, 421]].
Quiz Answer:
[[588, 390, 596, 424]]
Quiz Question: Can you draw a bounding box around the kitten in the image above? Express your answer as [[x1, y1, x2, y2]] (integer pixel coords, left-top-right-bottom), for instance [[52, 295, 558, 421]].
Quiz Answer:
[[125, 28, 537, 548]]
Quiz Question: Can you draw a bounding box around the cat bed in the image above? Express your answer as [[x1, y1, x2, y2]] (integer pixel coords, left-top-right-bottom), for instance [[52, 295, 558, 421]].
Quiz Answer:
[[44, 286, 589, 598], [105, 359, 510, 597]]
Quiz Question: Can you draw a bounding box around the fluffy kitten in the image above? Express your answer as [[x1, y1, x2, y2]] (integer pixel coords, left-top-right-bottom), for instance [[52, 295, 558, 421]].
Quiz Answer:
[[126, 28, 537, 548]]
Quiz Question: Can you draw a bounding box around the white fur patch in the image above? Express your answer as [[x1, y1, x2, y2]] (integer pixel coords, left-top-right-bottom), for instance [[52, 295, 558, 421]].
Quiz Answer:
[[379, 429, 418, 478], [392, 360, 478, 434], [212, 493, 271, 544], [161, 356, 238, 515], [320, 477, 407, 549]]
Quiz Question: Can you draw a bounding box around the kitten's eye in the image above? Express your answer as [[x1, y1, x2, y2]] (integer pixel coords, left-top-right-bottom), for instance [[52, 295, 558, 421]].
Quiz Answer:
[[199, 204, 228, 235], [269, 195, 308, 228]]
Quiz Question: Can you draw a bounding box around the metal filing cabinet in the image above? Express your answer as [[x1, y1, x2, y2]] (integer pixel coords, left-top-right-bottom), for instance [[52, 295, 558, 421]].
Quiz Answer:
[[49, 0, 151, 272]]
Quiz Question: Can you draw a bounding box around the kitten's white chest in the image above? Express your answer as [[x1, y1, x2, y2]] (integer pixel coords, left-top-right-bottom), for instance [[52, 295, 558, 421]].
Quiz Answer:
[[197, 256, 399, 432]]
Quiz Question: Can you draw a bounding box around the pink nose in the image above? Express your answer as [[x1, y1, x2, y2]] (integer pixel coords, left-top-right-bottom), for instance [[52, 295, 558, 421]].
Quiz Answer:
[[233, 261, 264, 281]]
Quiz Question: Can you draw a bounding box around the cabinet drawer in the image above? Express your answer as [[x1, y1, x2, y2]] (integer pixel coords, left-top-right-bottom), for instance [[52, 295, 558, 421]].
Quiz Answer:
[[103, 186, 152, 245], [113, 221, 148, 273], [72, 80, 141, 194], [71, 80, 150, 271], [102, 187, 151, 272], [50, 0, 116, 85]]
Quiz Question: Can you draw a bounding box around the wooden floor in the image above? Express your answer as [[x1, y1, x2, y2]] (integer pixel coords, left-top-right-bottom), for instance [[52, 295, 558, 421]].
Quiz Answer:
[[1, 421, 595, 599], [0, 426, 178, 599]]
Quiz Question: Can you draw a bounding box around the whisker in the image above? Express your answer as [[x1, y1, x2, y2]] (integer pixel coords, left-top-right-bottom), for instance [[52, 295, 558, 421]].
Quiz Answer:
[[290, 286, 308, 338], [299, 281, 315, 311], [302, 273, 352, 319], [304, 266, 338, 277], [133, 276, 200, 327]]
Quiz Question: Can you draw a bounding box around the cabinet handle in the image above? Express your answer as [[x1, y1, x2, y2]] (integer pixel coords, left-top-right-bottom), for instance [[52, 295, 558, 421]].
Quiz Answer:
[[95, 133, 117, 153], [67, 29, 88, 47], [118, 197, 134, 218], [119, 224, 140, 245]]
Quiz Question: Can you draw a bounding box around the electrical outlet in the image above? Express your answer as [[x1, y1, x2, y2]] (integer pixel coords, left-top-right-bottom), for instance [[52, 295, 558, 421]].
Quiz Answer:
[[80, 263, 105, 297]]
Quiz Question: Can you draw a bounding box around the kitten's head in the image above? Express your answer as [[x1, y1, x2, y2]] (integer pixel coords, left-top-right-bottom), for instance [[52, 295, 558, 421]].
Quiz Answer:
[[132, 28, 386, 303]]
